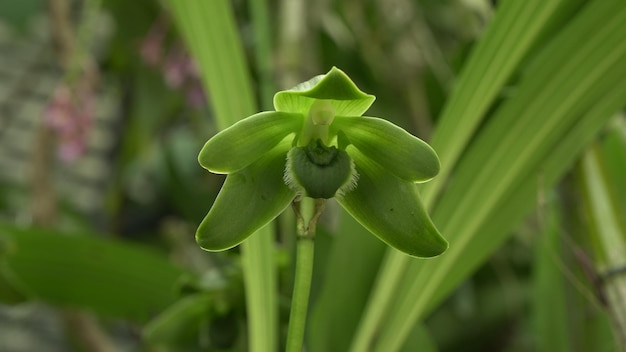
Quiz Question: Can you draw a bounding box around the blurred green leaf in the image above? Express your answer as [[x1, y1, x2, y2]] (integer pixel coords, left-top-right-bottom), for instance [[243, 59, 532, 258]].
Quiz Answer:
[[162, 127, 213, 222], [0, 267, 26, 304], [144, 294, 213, 345], [0, 224, 186, 322], [352, 0, 578, 345], [425, 280, 528, 351], [399, 323, 438, 352], [363, 1, 626, 350], [423, 0, 575, 200], [0, 0, 43, 32], [580, 142, 626, 345], [166, 0, 256, 129], [597, 119, 626, 213], [166, 1, 279, 351], [532, 202, 571, 352], [307, 208, 386, 352]]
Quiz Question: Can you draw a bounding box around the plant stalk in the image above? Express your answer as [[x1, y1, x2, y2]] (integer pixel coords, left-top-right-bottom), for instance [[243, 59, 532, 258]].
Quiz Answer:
[[286, 198, 325, 352], [580, 144, 626, 347]]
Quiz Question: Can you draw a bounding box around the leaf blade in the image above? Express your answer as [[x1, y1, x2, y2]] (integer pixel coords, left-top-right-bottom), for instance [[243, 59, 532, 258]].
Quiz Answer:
[[370, 1, 626, 350], [0, 224, 185, 322]]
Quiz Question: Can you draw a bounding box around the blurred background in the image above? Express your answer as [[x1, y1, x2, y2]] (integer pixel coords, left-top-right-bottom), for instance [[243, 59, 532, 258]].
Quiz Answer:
[[1, 0, 625, 351]]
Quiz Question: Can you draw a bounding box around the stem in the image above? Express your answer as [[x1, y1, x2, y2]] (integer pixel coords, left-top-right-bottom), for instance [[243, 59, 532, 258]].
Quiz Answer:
[[286, 234, 315, 352], [580, 145, 626, 347], [286, 198, 325, 352]]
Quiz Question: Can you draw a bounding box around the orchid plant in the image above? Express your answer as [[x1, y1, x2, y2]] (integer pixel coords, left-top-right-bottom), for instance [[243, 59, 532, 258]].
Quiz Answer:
[[196, 67, 447, 350]]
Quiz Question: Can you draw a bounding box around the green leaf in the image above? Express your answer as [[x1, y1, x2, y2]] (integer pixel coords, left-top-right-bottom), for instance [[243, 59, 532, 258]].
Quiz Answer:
[[580, 144, 626, 338], [0, 224, 186, 322], [168, 0, 279, 350], [273, 67, 376, 116], [198, 111, 302, 174], [0, 268, 26, 304], [399, 323, 439, 352], [196, 141, 295, 251], [338, 147, 447, 258], [423, 0, 573, 203], [143, 294, 213, 345], [532, 202, 572, 352], [0, 0, 43, 32], [411, 79, 626, 342], [307, 209, 386, 352], [372, 0, 626, 349], [333, 116, 440, 182], [166, 0, 256, 129]]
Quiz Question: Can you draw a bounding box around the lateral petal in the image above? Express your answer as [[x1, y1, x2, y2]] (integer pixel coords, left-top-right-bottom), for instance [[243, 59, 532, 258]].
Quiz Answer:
[[198, 111, 302, 174], [337, 147, 448, 257], [333, 116, 440, 182], [196, 141, 295, 251]]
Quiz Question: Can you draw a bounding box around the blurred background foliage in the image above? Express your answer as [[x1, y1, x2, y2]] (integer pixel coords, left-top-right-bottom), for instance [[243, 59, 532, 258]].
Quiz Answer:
[[0, 0, 625, 351]]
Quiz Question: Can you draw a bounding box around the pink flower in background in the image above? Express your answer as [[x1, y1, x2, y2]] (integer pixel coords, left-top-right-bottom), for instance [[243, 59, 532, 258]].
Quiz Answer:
[[185, 80, 206, 108], [163, 46, 190, 88], [139, 17, 206, 109], [139, 16, 168, 67], [163, 46, 206, 107], [44, 83, 94, 162]]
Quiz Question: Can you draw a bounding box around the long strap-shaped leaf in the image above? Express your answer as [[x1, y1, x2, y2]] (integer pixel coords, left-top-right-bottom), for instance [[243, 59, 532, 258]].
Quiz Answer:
[[373, 1, 626, 350], [350, 1, 574, 349], [422, 0, 575, 204], [378, 1, 626, 351], [166, 2, 278, 351]]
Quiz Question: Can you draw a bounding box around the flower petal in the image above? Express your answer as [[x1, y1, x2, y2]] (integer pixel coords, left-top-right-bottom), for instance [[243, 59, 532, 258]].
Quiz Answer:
[[333, 116, 440, 182], [273, 67, 376, 116], [337, 147, 448, 257], [196, 141, 295, 251], [198, 111, 302, 174]]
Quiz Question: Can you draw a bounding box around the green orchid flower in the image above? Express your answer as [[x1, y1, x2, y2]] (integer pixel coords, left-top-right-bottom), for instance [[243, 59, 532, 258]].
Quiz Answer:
[[197, 67, 448, 257]]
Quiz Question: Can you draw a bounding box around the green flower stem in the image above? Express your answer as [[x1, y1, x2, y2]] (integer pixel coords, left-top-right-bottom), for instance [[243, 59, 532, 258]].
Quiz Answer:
[[286, 235, 314, 352], [286, 198, 325, 352]]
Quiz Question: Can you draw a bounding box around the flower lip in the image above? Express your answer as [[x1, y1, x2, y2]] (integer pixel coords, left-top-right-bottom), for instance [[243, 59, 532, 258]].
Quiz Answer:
[[285, 139, 358, 199], [305, 140, 339, 166]]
